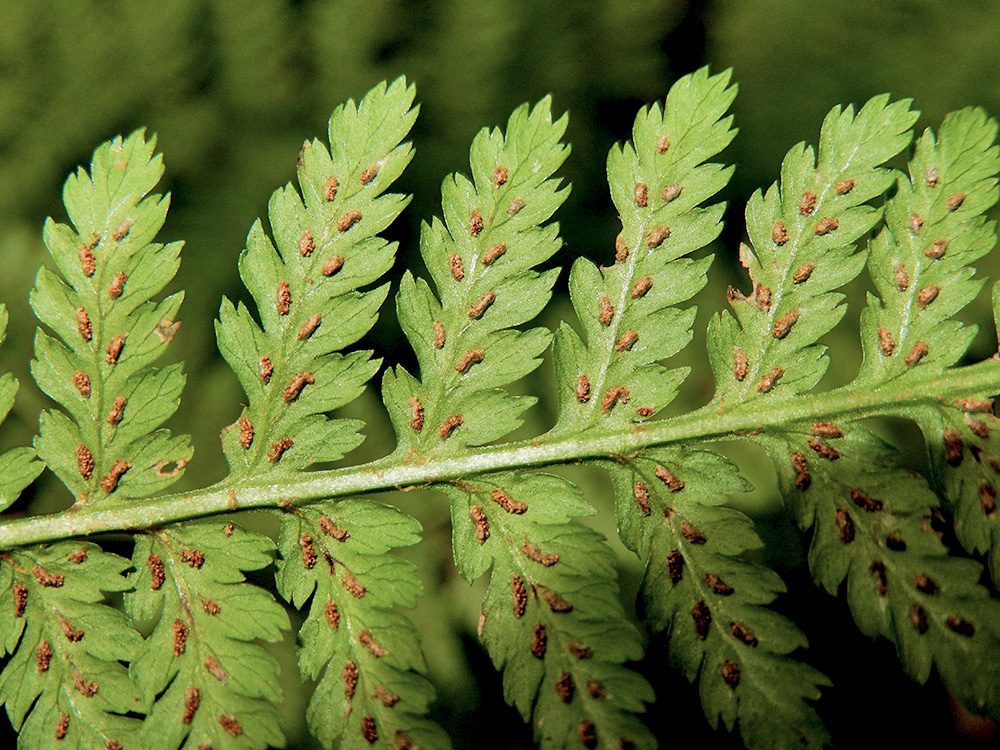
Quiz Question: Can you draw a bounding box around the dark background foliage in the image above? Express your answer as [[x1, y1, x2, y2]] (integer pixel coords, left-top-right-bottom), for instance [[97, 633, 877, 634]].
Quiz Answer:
[[1, 1, 999, 746]]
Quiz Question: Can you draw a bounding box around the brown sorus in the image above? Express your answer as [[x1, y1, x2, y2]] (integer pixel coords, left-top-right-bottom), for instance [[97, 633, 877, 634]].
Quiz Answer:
[[182, 687, 200, 724], [946, 616, 976, 637], [943, 428, 963, 466], [471, 505, 489, 544], [914, 574, 938, 595], [205, 655, 228, 681], [692, 600, 711, 639], [910, 604, 929, 634], [870, 560, 888, 596], [926, 239, 947, 259], [634, 481, 651, 515], [631, 275, 652, 298], [909, 212, 924, 234], [835, 179, 855, 195], [12, 581, 27, 617], [455, 348, 485, 374], [493, 166, 508, 186], [917, 285, 940, 308], [955, 398, 994, 413], [523, 540, 559, 566], [359, 629, 386, 657], [799, 190, 817, 215], [483, 242, 507, 265], [259, 356, 274, 383], [730, 621, 759, 647], [815, 217, 839, 235], [654, 465, 684, 492], [576, 373, 591, 403], [72, 370, 91, 398], [615, 329, 639, 351], [968, 417, 990, 439], [77, 445, 94, 480], [895, 263, 910, 291], [721, 660, 741, 689], [33, 565, 64, 588], [337, 210, 362, 232], [66, 548, 87, 564], [615, 233, 628, 263], [646, 226, 671, 247], [267, 437, 293, 462], [469, 210, 484, 237], [555, 672, 575, 703], [981, 483, 997, 515], [656, 135, 670, 153], [705, 572, 734, 595], [808, 437, 840, 460], [276, 280, 292, 315], [492, 488, 528, 514], [835, 508, 855, 543], [634, 182, 648, 207], [878, 326, 896, 356], [219, 714, 242, 737], [374, 685, 399, 708], [179, 549, 205, 568], [637, 406, 655, 417], [282, 371, 315, 403], [202, 599, 220, 615], [100, 459, 130, 493], [60, 615, 84, 642], [811, 422, 843, 437], [667, 549, 684, 584], [512, 575, 527, 618], [321, 256, 344, 276], [342, 571, 366, 598], [904, 341, 929, 366], [75, 673, 97, 696], [531, 623, 547, 658], [55, 713, 69, 740], [172, 618, 189, 656], [361, 716, 379, 744], [299, 534, 317, 570], [946, 192, 966, 211], [925, 167, 939, 187], [792, 451, 811, 490], [542, 588, 573, 612], [106, 741, 123, 750], [886, 533, 907, 551], [772, 308, 799, 339], [439, 413, 463, 439], [662, 182, 682, 202], [298, 231, 315, 257], [360, 164, 379, 185], [324, 177, 339, 201], [148, 554, 165, 590], [432, 320, 446, 349], [343, 660, 359, 700], [112, 219, 132, 241], [507, 197, 525, 215], [79, 238, 98, 277], [106, 396, 127, 426], [37, 640, 52, 672], [76, 307, 93, 341], [298, 314, 322, 340], [679, 520, 706, 544], [734, 348, 748, 381], [568, 639, 593, 659], [772, 221, 788, 245], [105, 334, 126, 364], [469, 290, 495, 319], [237, 417, 253, 448], [598, 295, 614, 325], [601, 386, 630, 413], [755, 283, 772, 310], [578, 720, 598, 750], [409, 396, 424, 433], [756, 367, 784, 393], [793, 262, 816, 284]]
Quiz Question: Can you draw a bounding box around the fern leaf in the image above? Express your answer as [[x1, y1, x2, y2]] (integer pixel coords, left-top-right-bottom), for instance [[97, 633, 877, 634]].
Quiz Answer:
[[383, 96, 569, 453], [0, 306, 44, 511], [0, 542, 140, 748], [708, 95, 918, 401], [215, 78, 417, 476], [124, 522, 289, 749], [553, 67, 736, 434], [275, 499, 450, 749], [608, 450, 831, 750], [445, 472, 655, 750], [29, 130, 192, 505]]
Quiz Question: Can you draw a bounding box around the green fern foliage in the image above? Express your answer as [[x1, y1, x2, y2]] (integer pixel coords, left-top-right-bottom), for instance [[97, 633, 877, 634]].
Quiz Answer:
[[0, 308, 43, 511]]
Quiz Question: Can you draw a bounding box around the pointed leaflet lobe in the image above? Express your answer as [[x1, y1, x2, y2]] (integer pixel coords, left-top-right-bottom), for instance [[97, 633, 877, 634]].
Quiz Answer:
[[445, 472, 655, 750], [0, 306, 44, 511], [708, 95, 917, 402], [125, 522, 289, 750], [275, 500, 450, 749], [30, 130, 191, 504], [384, 97, 568, 452], [216, 78, 417, 476], [554, 67, 736, 434]]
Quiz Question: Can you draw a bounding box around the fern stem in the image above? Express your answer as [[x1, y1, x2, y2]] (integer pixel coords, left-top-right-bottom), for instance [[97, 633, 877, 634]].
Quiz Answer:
[[3, 358, 998, 549]]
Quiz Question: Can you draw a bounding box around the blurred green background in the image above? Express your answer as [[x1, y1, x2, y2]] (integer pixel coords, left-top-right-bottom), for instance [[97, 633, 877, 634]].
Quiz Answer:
[[2, 0, 1000, 747]]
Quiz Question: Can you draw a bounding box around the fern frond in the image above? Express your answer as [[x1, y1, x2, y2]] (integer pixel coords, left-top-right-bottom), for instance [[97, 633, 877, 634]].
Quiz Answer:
[[275, 500, 450, 749], [445, 472, 655, 750], [553, 67, 736, 434], [215, 78, 417, 476], [608, 450, 831, 750], [383, 96, 569, 453], [0, 306, 44, 511], [0, 542, 139, 748], [30, 130, 192, 505], [124, 522, 289, 749]]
